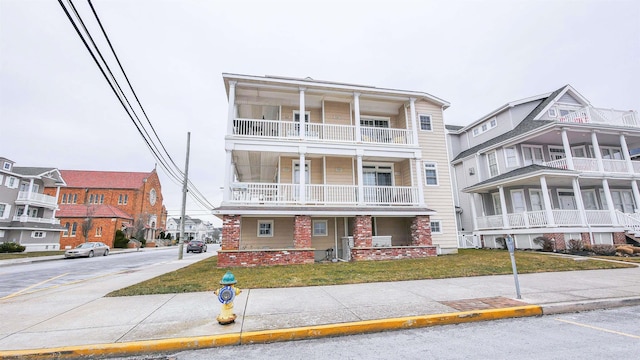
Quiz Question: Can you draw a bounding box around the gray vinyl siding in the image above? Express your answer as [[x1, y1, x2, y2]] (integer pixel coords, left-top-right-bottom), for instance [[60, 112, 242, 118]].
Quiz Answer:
[[558, 93, 581, 105], [510, 101, 542, 125]]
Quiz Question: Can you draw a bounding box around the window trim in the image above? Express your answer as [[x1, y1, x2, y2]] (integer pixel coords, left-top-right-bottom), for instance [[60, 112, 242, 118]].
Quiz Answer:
[[487, 151, 499, 177], [257, 220, 274, 237], [522, 144, 544, 165], [312, 220, 328, 236], [2, 161, 11, 170], [0, 203, 8, 219], [424, 162, 439, 186], [548, 108, 557, 118], [31, 231, 45, 238], [293, 110, 311, 123], [430, 220, 442, 234], [418, 114, 433, 131], [71, 222, 77, 236], [504, 146, 519, 168]]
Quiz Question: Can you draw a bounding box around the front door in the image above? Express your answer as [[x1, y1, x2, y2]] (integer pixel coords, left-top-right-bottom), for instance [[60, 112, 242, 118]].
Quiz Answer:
[[558, 191, 577, 210]]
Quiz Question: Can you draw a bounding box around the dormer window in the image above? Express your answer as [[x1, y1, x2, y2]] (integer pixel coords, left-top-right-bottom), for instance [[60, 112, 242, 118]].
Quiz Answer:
[[548, 108, 557, 118], [472, 117, 497, 137], [2, 162, 10, 171]]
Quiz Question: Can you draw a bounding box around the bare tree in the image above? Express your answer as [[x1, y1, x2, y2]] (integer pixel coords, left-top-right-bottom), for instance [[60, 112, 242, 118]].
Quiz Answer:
[[81, 206, 95, 243]]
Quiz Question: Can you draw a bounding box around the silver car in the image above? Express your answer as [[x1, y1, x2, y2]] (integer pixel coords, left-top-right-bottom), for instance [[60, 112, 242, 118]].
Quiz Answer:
[[65, 242, 110, 258]]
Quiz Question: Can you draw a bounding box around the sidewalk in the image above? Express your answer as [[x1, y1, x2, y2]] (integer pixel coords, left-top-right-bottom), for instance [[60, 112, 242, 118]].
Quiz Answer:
[[1, 254, 639, 359]]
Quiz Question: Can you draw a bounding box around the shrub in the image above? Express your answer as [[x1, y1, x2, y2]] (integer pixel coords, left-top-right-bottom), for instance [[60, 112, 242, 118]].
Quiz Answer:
[[589, 244, 616, 256], [113, 230, 129, 248], [495, 237, 508, 250], [567, 239, 584, 252], [533, 236, 554, 252], [0, 242, 26, 253]]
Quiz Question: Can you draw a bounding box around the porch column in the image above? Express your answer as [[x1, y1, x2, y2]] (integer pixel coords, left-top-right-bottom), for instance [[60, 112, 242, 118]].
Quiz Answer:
[[299, 87, 307, 139], [415, 157, 425, 206], [294, 215, 312, 248], [572, 178, 587, 226], [356, 151, 364, 205], [591, 131, 604, 172], [620, 134, 634, 174], [221, 215, 240, 250], [410, 215, 432, 245], [470, 193, 479, 231], [475, 153, 483, 182], [353, 215, 372, 247], [409, 98, 419, 146], [498, 186, 509, 228], [601, 179, 618, 225], [632, 180, 640, 212], [540, 175, 555, 226], [226, 81, 237, 135], [354, 92, 361, 142], [561, 128, 575, 170], [299, 149, 306, 204], [223, 148, 232, 202]]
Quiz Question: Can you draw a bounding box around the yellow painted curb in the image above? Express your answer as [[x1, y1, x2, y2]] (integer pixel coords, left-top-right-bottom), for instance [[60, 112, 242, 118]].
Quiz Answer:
[[0, 333, 240, 360], [241, 305, 542, 344], [0, 305, 541, 359]]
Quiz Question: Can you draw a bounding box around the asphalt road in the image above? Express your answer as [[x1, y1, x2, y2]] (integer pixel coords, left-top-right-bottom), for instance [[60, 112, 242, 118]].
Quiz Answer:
[[0, 247, 189, 299], [110, 305, 640, 360]]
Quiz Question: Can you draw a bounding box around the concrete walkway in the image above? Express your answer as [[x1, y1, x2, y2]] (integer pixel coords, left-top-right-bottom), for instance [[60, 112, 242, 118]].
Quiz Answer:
[[0, 252, 639, 359]]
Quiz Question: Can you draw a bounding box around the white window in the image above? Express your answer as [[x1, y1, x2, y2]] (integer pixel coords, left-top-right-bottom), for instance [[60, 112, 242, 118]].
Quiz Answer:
[[511, 190, 526, 213], [293, 110, 310, 122], [581, 190, 598, 210], [0, 175, 3, 184], [5, 176, 18, 189], [0, 203, 8, 219], [32, 231, 45, 238], [522, 145, 544, 165], [424, 162, 438, 185], [504, 147, 519, 168], [0, 230, 4, 238], [548, 108, 557, 118], [472, 128, 479, 136], [572, 146, 587, 158], [360, 117, 390, 128], [63, 222, 70, 237], [487, 151, 499, 177], [430, 220, 442, 234], [312, 220, 328, 236], [529, 189, 543, 211], [492, 193, 502, 215], [257, 220, 274, 237], [481, 124, 488, 131], [2, 162, 11, 170], [419, 114, 432, 131], [490, 118, 497, 127]]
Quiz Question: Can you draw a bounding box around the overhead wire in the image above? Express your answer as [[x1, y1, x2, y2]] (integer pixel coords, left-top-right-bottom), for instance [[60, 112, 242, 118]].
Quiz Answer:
[[58, 0, 216, 211]]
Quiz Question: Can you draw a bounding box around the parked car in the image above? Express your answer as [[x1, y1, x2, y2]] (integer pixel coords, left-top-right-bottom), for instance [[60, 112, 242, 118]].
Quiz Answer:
[[65, 242, 110, 258], [186, 240, 207, 253]]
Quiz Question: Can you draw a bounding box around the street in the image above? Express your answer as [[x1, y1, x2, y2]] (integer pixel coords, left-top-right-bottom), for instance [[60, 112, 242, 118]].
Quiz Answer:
[[111, 305, 640, 360], [0, 246, 214, 300]]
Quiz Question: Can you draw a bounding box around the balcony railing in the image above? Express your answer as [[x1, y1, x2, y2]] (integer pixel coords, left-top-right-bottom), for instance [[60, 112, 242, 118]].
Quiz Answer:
[[557, 106, 639, 128], [15, 191, 58, 207], [476, 209, 614, 230], [12, 215, 60, 224], [544, 157, 636, 174], [232, 118, 414, 145], [229, 183, 419, 206]]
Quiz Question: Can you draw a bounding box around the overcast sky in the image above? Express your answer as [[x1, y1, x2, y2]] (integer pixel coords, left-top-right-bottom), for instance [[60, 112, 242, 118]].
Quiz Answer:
[[1, 0, 639, 226]]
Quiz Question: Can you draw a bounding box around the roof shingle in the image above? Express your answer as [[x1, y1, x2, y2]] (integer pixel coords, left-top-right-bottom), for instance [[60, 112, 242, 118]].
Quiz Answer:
[[60, 170, 153, 189]]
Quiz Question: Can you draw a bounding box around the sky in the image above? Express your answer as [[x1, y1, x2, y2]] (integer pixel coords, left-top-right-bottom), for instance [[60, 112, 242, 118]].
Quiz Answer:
[[1, 0, 639, 226]]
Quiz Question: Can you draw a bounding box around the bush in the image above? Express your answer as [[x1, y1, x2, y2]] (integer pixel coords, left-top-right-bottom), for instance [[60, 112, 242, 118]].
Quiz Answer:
[[590, 244, 617, 256], [113, 230, 129, 248], [567, 239, 584, 252], [0, 242, 26, 253], [495, 237, 508, 250], [533, 236, 554, 252]]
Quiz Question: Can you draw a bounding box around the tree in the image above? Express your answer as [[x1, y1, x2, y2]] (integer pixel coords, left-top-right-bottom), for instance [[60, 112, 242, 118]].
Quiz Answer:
[[81, 206, 95, 243]]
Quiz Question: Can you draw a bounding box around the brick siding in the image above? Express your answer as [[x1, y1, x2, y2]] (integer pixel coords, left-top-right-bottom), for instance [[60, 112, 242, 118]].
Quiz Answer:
[[294, 215, 312, 248], [410, 215, 432, 246], [353, 215, 372, 247], [222, 215, 241, 250], [217, 249, 314, 267], [350, 246, 437, 261]]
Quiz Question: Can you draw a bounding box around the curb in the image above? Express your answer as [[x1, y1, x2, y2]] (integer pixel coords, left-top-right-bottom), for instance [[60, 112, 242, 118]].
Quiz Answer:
[[0, 305, 542, 359], [541, 296, 640, 315]]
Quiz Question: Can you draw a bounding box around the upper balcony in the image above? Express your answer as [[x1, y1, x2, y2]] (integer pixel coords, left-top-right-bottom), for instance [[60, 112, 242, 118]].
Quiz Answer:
[[14, 191, 58, 209], [232, 118, 415, 146], [557, 106, 639, 128], [544, 157, 640, 175], [12, 215, 60, 225]]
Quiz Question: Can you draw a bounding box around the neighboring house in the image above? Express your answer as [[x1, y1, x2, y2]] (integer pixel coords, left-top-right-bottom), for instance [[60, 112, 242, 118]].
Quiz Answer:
[[0, 157, 66, 251], [166, 216, 210, 242], [447, 85, 640, 250], [214, 73, 458, 267], [44, 169, 167, 249]]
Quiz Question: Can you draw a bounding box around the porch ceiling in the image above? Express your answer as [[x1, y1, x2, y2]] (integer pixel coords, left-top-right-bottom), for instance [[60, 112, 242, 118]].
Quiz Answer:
[[233, 151, 279, 183]]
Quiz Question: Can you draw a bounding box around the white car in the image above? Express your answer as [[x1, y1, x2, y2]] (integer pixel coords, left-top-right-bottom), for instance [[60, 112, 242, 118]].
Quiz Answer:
[[65, 242, 110, 258]]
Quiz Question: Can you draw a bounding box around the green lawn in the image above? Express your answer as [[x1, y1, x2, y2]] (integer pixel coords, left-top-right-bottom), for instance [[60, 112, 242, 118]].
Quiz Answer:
[[0, 251, 65, 260], [106, 249, 637, 297]]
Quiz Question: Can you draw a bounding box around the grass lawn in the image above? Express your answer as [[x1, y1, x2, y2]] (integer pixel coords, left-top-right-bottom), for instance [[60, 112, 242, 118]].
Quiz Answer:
[[0, 251, 65, 260], [107, 249, 637, 297]]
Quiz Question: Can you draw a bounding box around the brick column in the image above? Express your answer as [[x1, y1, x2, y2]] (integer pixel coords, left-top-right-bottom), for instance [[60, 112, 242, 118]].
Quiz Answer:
[[294, 215, 312, 248], [613, 232, 627, 245], [222, 215, 240, 250], [353, 215, 372, 247], [410, 215, 432, 246]]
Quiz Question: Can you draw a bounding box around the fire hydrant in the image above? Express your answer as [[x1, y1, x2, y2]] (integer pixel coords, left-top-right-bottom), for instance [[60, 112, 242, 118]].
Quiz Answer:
[[214, 271, 242, 325]]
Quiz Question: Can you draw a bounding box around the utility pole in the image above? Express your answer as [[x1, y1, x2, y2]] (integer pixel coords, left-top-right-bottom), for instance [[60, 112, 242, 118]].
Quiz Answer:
[[178, 132, 191, 260]]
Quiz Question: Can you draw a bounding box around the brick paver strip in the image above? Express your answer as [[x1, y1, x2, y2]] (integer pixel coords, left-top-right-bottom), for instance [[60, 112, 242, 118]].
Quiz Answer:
[[440, 297, 528, 311]]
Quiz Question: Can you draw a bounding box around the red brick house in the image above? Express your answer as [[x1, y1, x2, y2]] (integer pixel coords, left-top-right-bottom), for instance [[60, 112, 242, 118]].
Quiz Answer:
[[44, 169, 167, 249]]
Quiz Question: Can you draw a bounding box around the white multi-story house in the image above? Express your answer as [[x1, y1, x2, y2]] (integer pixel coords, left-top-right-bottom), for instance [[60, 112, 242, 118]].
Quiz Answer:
[[0, 157, 66, 251], [448, 85, 640, 249], [166, 216, 209, 242], [214, 73, 458, 267]]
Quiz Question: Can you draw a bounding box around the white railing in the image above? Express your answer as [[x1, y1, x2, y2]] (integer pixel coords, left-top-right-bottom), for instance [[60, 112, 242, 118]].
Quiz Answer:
[[476, 215, 503, 230], [16, 191, 58, 207], [585, 210, 613, 225], [232, 118, 414, 145], [230, 183, 419, 206], [602, 159, 629, 173], [545, 157, 635, 174], [572, 158, 599, 172], [12, 215, 60, 224], [544, 158, 568, 170], [475, 209, 622, 230], [507, 213, 527, 228], [557, 106, 639, 128], [457, 233, 480, 249], [616, 210, 640, 235], [527, 210, 548, 227], [553, 209, 581, 225]]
